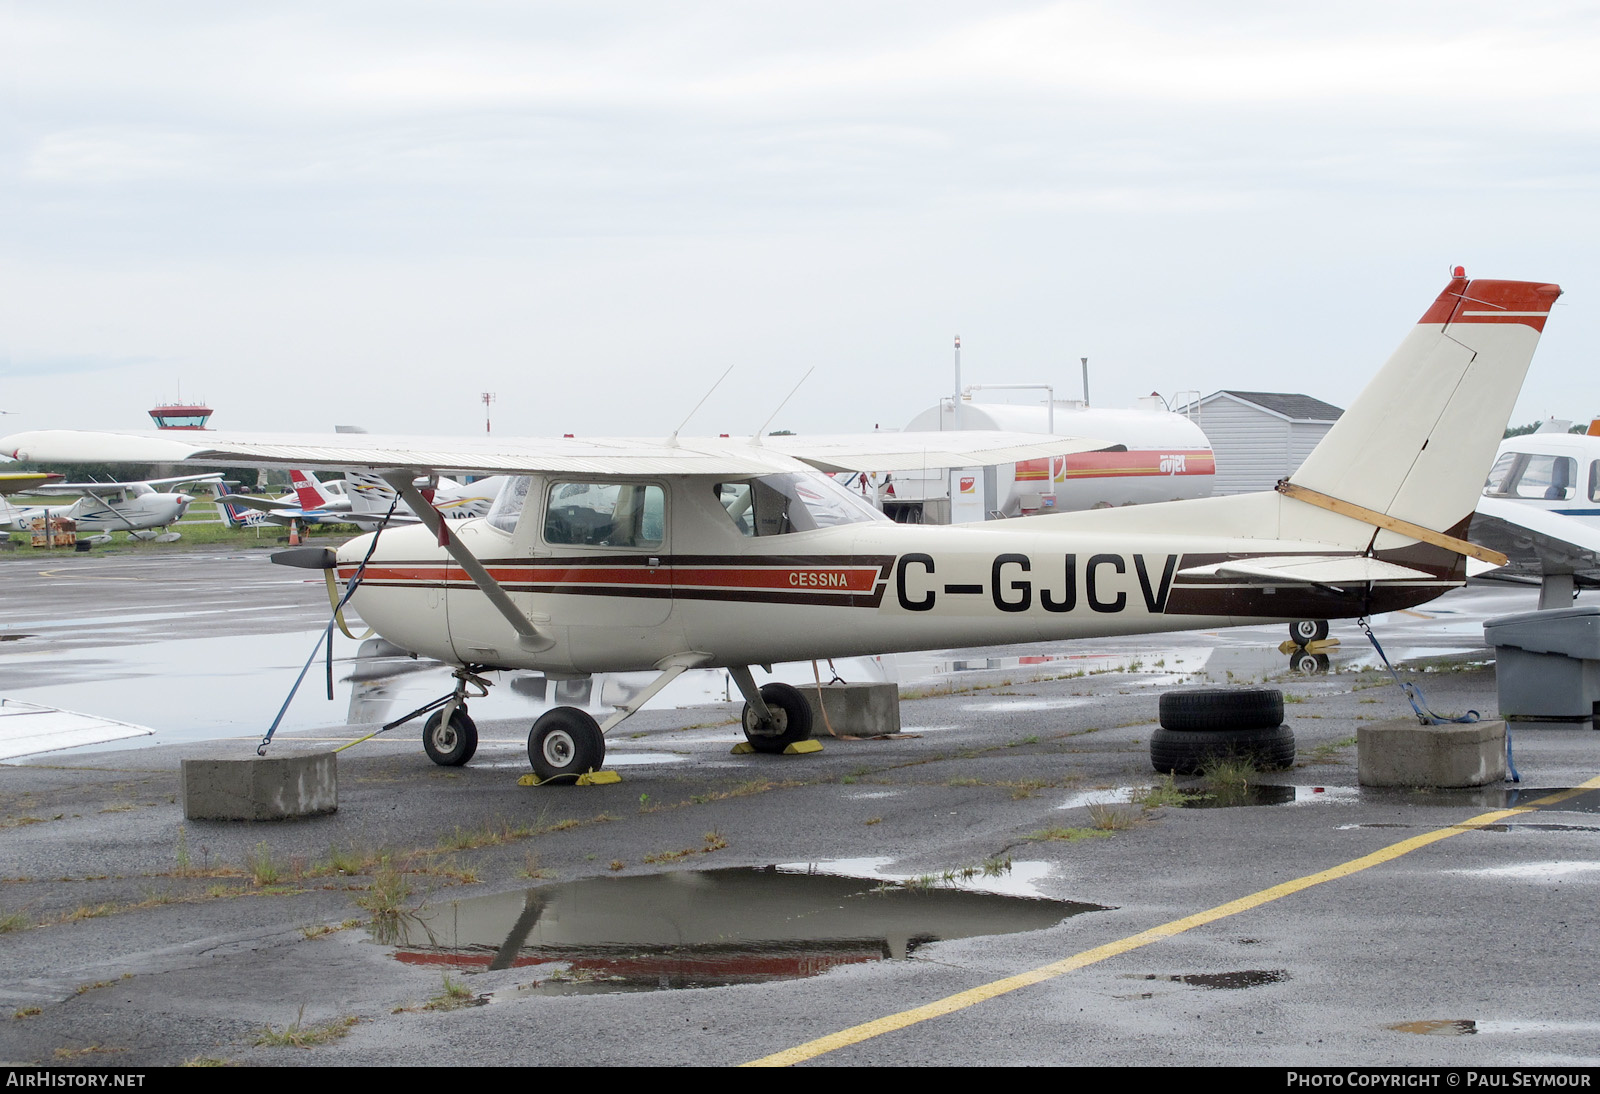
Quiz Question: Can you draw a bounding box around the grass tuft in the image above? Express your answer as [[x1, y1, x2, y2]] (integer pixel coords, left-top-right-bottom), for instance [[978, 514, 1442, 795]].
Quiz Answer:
[[253, 1006, 359, 1048]]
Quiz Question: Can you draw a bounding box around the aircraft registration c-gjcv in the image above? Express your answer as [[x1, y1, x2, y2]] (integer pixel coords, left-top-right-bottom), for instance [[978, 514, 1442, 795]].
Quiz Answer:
[[1, 270, 1561, 782]]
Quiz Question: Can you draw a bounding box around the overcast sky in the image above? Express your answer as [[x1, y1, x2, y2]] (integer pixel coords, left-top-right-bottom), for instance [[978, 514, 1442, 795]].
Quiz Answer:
[[5, 1, 1599, 440]]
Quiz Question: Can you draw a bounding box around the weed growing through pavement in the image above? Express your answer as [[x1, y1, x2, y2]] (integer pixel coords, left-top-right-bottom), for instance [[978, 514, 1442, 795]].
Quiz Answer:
[[253, 1006, 359, 1048], [1201, 757, 1259, 806], [245, 842, 282, 887], [1130, 775, 1199, 809], [1087, 803, 1140, 831], [355, 855, 413, 944], [423, 974, 479, 1011]]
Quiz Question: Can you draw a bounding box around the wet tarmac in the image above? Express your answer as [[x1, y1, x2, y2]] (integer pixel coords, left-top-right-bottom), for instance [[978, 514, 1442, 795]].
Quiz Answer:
[[2, 549, 1599, 1067]]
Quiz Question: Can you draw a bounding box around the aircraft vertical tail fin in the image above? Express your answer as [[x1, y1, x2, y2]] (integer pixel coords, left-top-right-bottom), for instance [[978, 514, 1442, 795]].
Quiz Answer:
[[209, 480, 257, 529], [1281, 271, 1561, 554], [290, 470, 332, 511], [344, 471, 403, 517]]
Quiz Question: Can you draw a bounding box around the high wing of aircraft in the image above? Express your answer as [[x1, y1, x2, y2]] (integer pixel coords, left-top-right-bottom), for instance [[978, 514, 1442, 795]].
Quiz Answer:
[[3, 473, 222, 538], [2, 271, 1560, 784], [1468, 426, 1600, 608], [0, 472, 61, 495]]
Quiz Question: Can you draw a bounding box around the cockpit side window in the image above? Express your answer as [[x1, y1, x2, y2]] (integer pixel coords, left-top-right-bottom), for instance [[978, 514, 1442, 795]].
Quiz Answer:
[[544, 482, 664, 548]]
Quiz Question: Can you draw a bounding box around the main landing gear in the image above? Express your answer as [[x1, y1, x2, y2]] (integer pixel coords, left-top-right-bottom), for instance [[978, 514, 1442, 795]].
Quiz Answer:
[[528, 707, 606, 782], [1289, 619, 1329, 645]]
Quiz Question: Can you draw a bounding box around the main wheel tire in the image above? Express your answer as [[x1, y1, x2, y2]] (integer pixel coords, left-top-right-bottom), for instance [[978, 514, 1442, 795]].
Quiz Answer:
[[1159, 687, 1284, 732], [1289, 619, 1330, 645], [422, 708, 478, 767], [741, 682, 814, 754], [528, 706, 605, 782], [1150, 724, 1296, 775]]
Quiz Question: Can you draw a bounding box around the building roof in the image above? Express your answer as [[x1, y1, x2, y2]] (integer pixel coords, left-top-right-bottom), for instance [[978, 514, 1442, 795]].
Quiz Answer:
[[1182, 390, 1344, 423]]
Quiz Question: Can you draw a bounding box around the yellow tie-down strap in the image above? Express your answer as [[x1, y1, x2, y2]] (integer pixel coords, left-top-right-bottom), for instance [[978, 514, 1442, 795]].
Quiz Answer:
[[1276, 481, 1508, 567]]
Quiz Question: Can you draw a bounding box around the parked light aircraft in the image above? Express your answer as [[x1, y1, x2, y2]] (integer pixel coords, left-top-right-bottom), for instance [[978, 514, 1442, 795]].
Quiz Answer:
[[1469, 422, 1600, 608], [1, 474, 221, 538], [1, 271, 1559, 781], [214, 471, 353, 528]]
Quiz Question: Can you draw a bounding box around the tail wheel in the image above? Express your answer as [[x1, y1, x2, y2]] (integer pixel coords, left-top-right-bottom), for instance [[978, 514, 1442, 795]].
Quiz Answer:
[[1289, 619, 1330, 645], [741, 682, 814, 754], [423, 708, 478, 767], [528, 707, 605, 782]]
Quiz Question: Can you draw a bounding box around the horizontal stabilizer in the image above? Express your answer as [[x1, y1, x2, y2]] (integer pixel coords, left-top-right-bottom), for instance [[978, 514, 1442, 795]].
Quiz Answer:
[[1177, 555, 1437, 586]]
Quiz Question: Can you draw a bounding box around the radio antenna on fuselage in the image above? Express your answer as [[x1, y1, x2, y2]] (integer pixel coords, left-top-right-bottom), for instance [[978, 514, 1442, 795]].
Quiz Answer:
[[667, 365, 735, 448], [750, 368, 814, 446]]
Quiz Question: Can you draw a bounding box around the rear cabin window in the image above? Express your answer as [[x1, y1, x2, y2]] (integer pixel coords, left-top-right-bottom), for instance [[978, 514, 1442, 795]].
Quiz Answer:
[[1483, 453, 1578, 501], [715, 473, 887, 537], [544, 482, 664, 548]]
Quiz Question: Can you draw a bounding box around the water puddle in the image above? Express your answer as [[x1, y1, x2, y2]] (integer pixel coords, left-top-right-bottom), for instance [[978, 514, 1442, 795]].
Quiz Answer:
[[1124, 969, 1289, 990], [1444, 861, 1600, 881], [1059, 785, 1357, 811], [1390, 1019, 1477, 1036], [389, 865, 1103, 993]]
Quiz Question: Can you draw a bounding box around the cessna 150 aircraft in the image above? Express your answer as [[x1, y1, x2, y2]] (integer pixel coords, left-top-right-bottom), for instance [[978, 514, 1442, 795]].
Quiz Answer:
[[1, 473, 222, 539], [1, 271, 1560, 781]]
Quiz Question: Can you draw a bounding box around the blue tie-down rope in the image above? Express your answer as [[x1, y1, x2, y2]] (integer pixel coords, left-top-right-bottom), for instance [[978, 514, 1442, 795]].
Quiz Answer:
[[257, 500, 396, 756], [1356, 617, 1517, 782]]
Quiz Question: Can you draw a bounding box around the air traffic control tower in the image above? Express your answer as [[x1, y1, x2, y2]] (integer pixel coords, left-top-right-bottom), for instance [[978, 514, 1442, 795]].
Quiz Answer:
[[148, 401, 213, 430]]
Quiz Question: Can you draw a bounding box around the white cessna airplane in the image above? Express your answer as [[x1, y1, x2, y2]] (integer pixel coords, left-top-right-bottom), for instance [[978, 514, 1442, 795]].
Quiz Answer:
[[1, 271, 1559, 780], [1, 473, 221, 539], [1470, 422, 1600, 608]]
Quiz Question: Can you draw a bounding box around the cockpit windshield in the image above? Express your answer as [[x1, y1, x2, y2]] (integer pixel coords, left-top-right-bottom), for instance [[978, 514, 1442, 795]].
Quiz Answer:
[[715, 473, 887, 537]]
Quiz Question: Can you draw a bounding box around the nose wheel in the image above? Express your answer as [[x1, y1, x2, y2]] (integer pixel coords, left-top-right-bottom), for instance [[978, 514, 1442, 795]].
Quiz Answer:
[[738, 680, 813, 754], [423, 707, 478, 767]]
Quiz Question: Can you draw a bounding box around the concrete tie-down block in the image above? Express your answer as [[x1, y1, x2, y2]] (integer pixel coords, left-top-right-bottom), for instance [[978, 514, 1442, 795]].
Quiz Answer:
[[801, 682, 902, 738], [182, 751, 338, 821], [1357, 719, 1507, 788]]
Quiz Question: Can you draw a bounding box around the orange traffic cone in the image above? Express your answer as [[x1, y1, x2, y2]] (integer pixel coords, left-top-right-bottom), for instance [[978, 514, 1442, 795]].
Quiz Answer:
[[288, 519, 301, 546]]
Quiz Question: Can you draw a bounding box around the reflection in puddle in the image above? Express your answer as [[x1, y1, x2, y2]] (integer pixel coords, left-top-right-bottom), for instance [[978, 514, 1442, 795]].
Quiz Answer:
[[391, 866, 1104, 994]]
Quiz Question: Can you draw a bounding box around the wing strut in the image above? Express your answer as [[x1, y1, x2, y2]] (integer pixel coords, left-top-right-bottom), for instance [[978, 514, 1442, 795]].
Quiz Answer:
[[1276, 480, 1508, 566], [381, 471, 555, 653]]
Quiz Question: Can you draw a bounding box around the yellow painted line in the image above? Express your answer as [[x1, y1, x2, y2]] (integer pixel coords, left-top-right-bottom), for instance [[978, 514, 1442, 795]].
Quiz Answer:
[[745, 776, 1600, 1067], [36, 569, 141, 580]]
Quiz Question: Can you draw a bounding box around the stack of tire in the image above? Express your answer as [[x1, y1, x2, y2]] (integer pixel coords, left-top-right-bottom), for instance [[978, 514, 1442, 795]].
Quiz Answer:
[[1150, 687, 1295, 775]]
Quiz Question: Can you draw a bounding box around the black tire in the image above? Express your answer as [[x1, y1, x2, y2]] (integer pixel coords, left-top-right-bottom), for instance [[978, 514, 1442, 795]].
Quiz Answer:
[[1289, 619, 1330, 645], [422, 708, 478, 767], [1150, 725, 1296, 775], [741, 682, 814, 754], [528, 707, 605, 782], [1159, 687, 1284, 732]]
